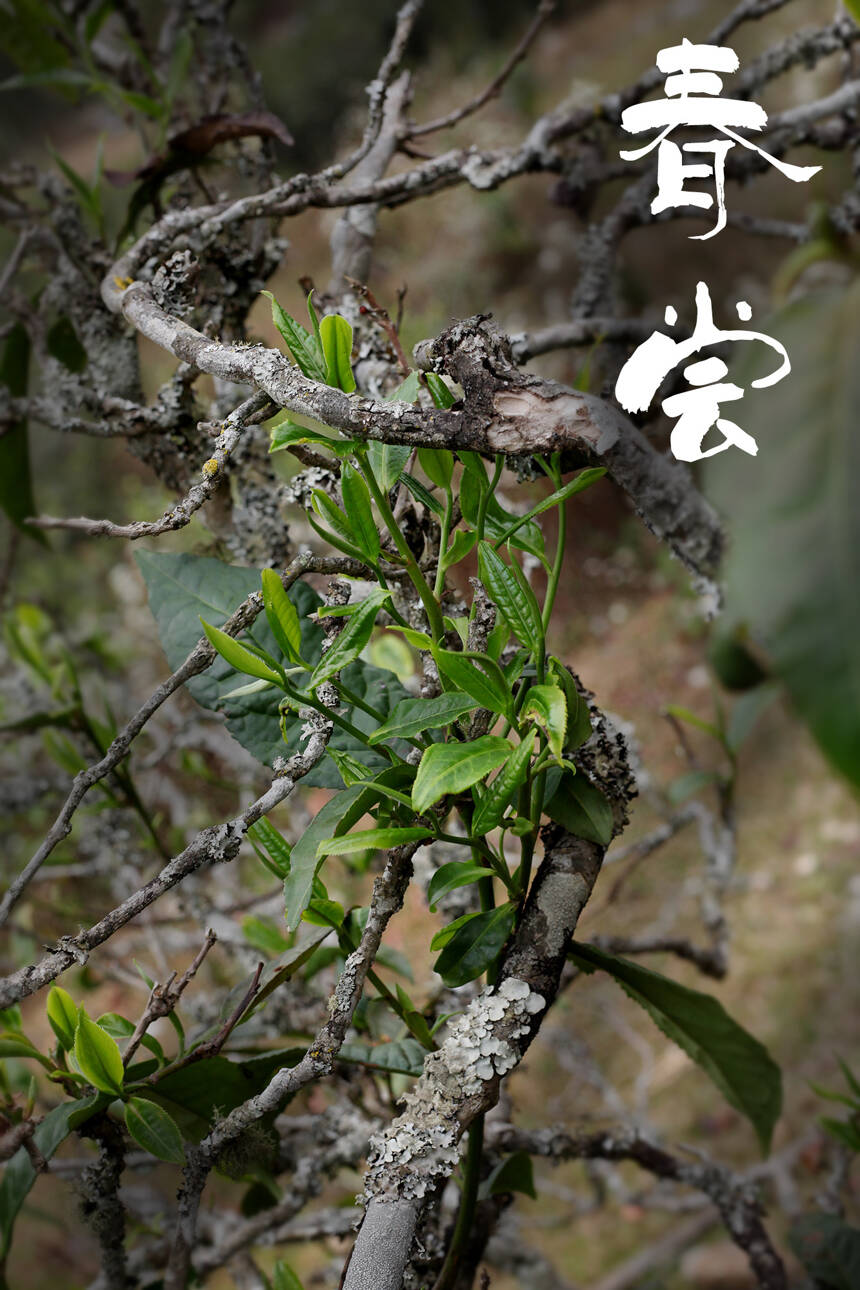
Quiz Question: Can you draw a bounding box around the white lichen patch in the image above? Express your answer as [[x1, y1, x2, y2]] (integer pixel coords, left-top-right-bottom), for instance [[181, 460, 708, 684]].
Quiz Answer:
[[361, 977, 544, 1204]]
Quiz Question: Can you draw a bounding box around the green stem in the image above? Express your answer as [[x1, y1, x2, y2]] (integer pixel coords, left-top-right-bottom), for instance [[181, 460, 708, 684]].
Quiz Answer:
[[433, 1115, 484, 1290], [434, 485, 454, 598], [360, 457, 445, 643], [542, 461, 566, 633]]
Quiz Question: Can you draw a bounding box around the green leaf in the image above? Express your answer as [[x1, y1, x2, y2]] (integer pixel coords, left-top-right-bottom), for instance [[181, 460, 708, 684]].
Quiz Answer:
[[386, 371, 422, 404], [389, 624, 433, 651], [433, 647, 514, 721], [241, 915, 289, 956], [269, 422, 349, 455], [261, 569, 303, 664], [327, 746, 373, 786], [248, 817, 292, 879], [309, 590, 389, 687], [493, 469, 606, 547], [283, 774, 411, 929], [472, 732, 535, 835], [338, 1038, 425, 1076], [522, 684, 567, 757], [136, 552, 407, 786], [340, 463, 380, 563], [478, 543, 543, 655], [413, 736, 512, 813], [272, 1260, 305, 1290], [434, 904, 516, 987], [148, 1050, 303, 1140], [73, 1011, 124, 1095], [124, 1097, 185, 1164], [201, 619, 283, 686], [319, 314, 356, 392], [479, 1150, 536, 1199], [704, 282, 860, 788], [569, 942, 782, 1151], [547, 658, 592, 750], [667, 769, 719, 804], [97, 1013, 163, 1063], [725, 683, 779, 754], [400, 472, 445, 517], [544, 768, 613, 845], [311, 489, 358, 548], [427, 861, 495, 911], [424, 372, 456, 408], [461, 467, 545, 564], [368, 693, 477, 745], [46, 315, 87, 373], [440, 528, 478, 572], [262, 291, 326, 381], [0, 1096, 98, 1259], [317, 826, 431, 856], [368, 632, 414, 681], [418, 447, 454, 489], [368, 441, 411, 492], [789, 1213, 860, 1290], [46, 985, 77, 1049], [0, 323, 44, 544]]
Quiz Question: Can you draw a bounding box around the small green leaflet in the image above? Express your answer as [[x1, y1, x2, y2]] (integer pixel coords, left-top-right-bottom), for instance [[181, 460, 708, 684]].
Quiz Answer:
[[368, 692, 477, 745], [338, 1037, 426, 1076], [261, 569, 303, 664], [309, 590, 390, 687], [569, 942, 782, 1152], [433, 647, 513, 721], [412, 736, 512, 813], [200, 620, 284, 686], [261, 290, 327, 382], [271, 1260, 306, 1290], [368, 441, 411, 492], [317, 826, 432, 857], [477, 543, 544, 655], [248, 817, 292, 879], [386, 370, 422, 404], [493, 468, 606, 548], [319, 314, 356, 392], [424, 372, 456, 408], [400, 472, 445, 517], [440, 528, 478, 572], [434, 903, 516, 987], [548, 657, 592, 750], [46, 984, 77, 1049], [418, 446, 454, 489], [124, 1097, 186, 1164], [472, 732, 535, 835], [427, 861, 495, 911], [327, 746, 373, 786], [544, 767, 613, 846], [73, 1011, 125, 1095], [522, 684, 567, 758], [340, 463, 380, 563], [478, 1150, 537, 1200]]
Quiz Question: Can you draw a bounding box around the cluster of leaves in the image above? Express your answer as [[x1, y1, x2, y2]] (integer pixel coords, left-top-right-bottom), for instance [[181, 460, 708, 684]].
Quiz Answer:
[[0, 290, 786, 1273]]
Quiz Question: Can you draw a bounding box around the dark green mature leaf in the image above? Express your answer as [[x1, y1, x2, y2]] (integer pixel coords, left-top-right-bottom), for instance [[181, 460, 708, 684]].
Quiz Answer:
[[74, 1012, 124, 1095], [418, 446, 454, 489], [400, 472, 445, 517], [319, 314, 356, 392], [46, 984, 77, 1049], [789, 1213, 860, 1290], [544, 768, 613, 845], [338, 1038, 426, 1076], [704, 283, 860, 787], [427, 861, 494, 911], [478, 543, 543, 655], [424, 372, 456, 409], [460, 463, 546, 564], [368, 693, 477, 745], [472, 732, 535, 835], [136, 552, 408, 786], [124, 1097, 185, 1164], [493, 469, 606, 547], [413, 736, 512, 813], [0, 1096, 99, 1259], [0, 323, 44, 543], [433, 647, 513, 721], [262, 291, 327, 381], [479, 1150, 537, 1199], [434, 904, 516, 987], [147, 1050, 303, 1140], [570, 942, 782, 1151]]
